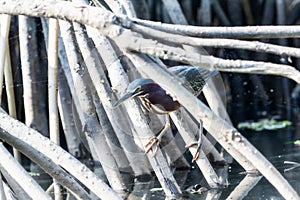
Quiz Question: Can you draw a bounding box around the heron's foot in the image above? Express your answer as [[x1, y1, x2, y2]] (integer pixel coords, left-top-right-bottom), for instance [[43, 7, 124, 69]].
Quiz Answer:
[[186, 142, 202, 163], [145, 136, 160, 155]]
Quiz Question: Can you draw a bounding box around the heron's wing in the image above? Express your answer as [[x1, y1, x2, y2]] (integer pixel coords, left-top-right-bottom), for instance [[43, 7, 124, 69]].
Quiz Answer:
[[169, 66, 217, 96]]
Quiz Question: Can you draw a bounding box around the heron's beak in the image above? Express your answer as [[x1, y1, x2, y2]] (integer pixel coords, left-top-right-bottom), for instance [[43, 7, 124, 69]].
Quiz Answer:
[[113, 91, 142, 108]]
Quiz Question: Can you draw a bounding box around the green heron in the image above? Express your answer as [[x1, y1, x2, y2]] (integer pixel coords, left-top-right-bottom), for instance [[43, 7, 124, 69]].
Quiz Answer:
[[113, 66, 217, 162]]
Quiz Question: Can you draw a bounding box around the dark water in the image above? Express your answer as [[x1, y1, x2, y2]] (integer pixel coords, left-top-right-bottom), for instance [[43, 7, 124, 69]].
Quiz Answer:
[[222, 128, 300, 200], [141, 115, 300, 200]]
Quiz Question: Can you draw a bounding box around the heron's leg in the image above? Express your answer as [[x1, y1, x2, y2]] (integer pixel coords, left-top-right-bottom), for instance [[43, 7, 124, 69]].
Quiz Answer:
[[186, 119, 203, 162], [145, 114, 170, 155]]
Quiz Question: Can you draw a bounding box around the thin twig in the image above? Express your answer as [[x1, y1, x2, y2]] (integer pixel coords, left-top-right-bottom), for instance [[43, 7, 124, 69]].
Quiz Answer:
[[0, 14, 11, 104], [48, 18, 63, 200], [132, 18, 300, 38], [2, 15, 21, 162]]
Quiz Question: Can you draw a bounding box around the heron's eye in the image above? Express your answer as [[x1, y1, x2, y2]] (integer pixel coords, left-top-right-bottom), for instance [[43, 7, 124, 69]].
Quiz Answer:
[[134, 85, 141, 92]]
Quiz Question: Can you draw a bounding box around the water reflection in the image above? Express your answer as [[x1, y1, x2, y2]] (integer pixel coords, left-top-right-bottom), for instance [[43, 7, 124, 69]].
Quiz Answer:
[[130, 109, 300, 199], [226, 175, 262, 200]]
